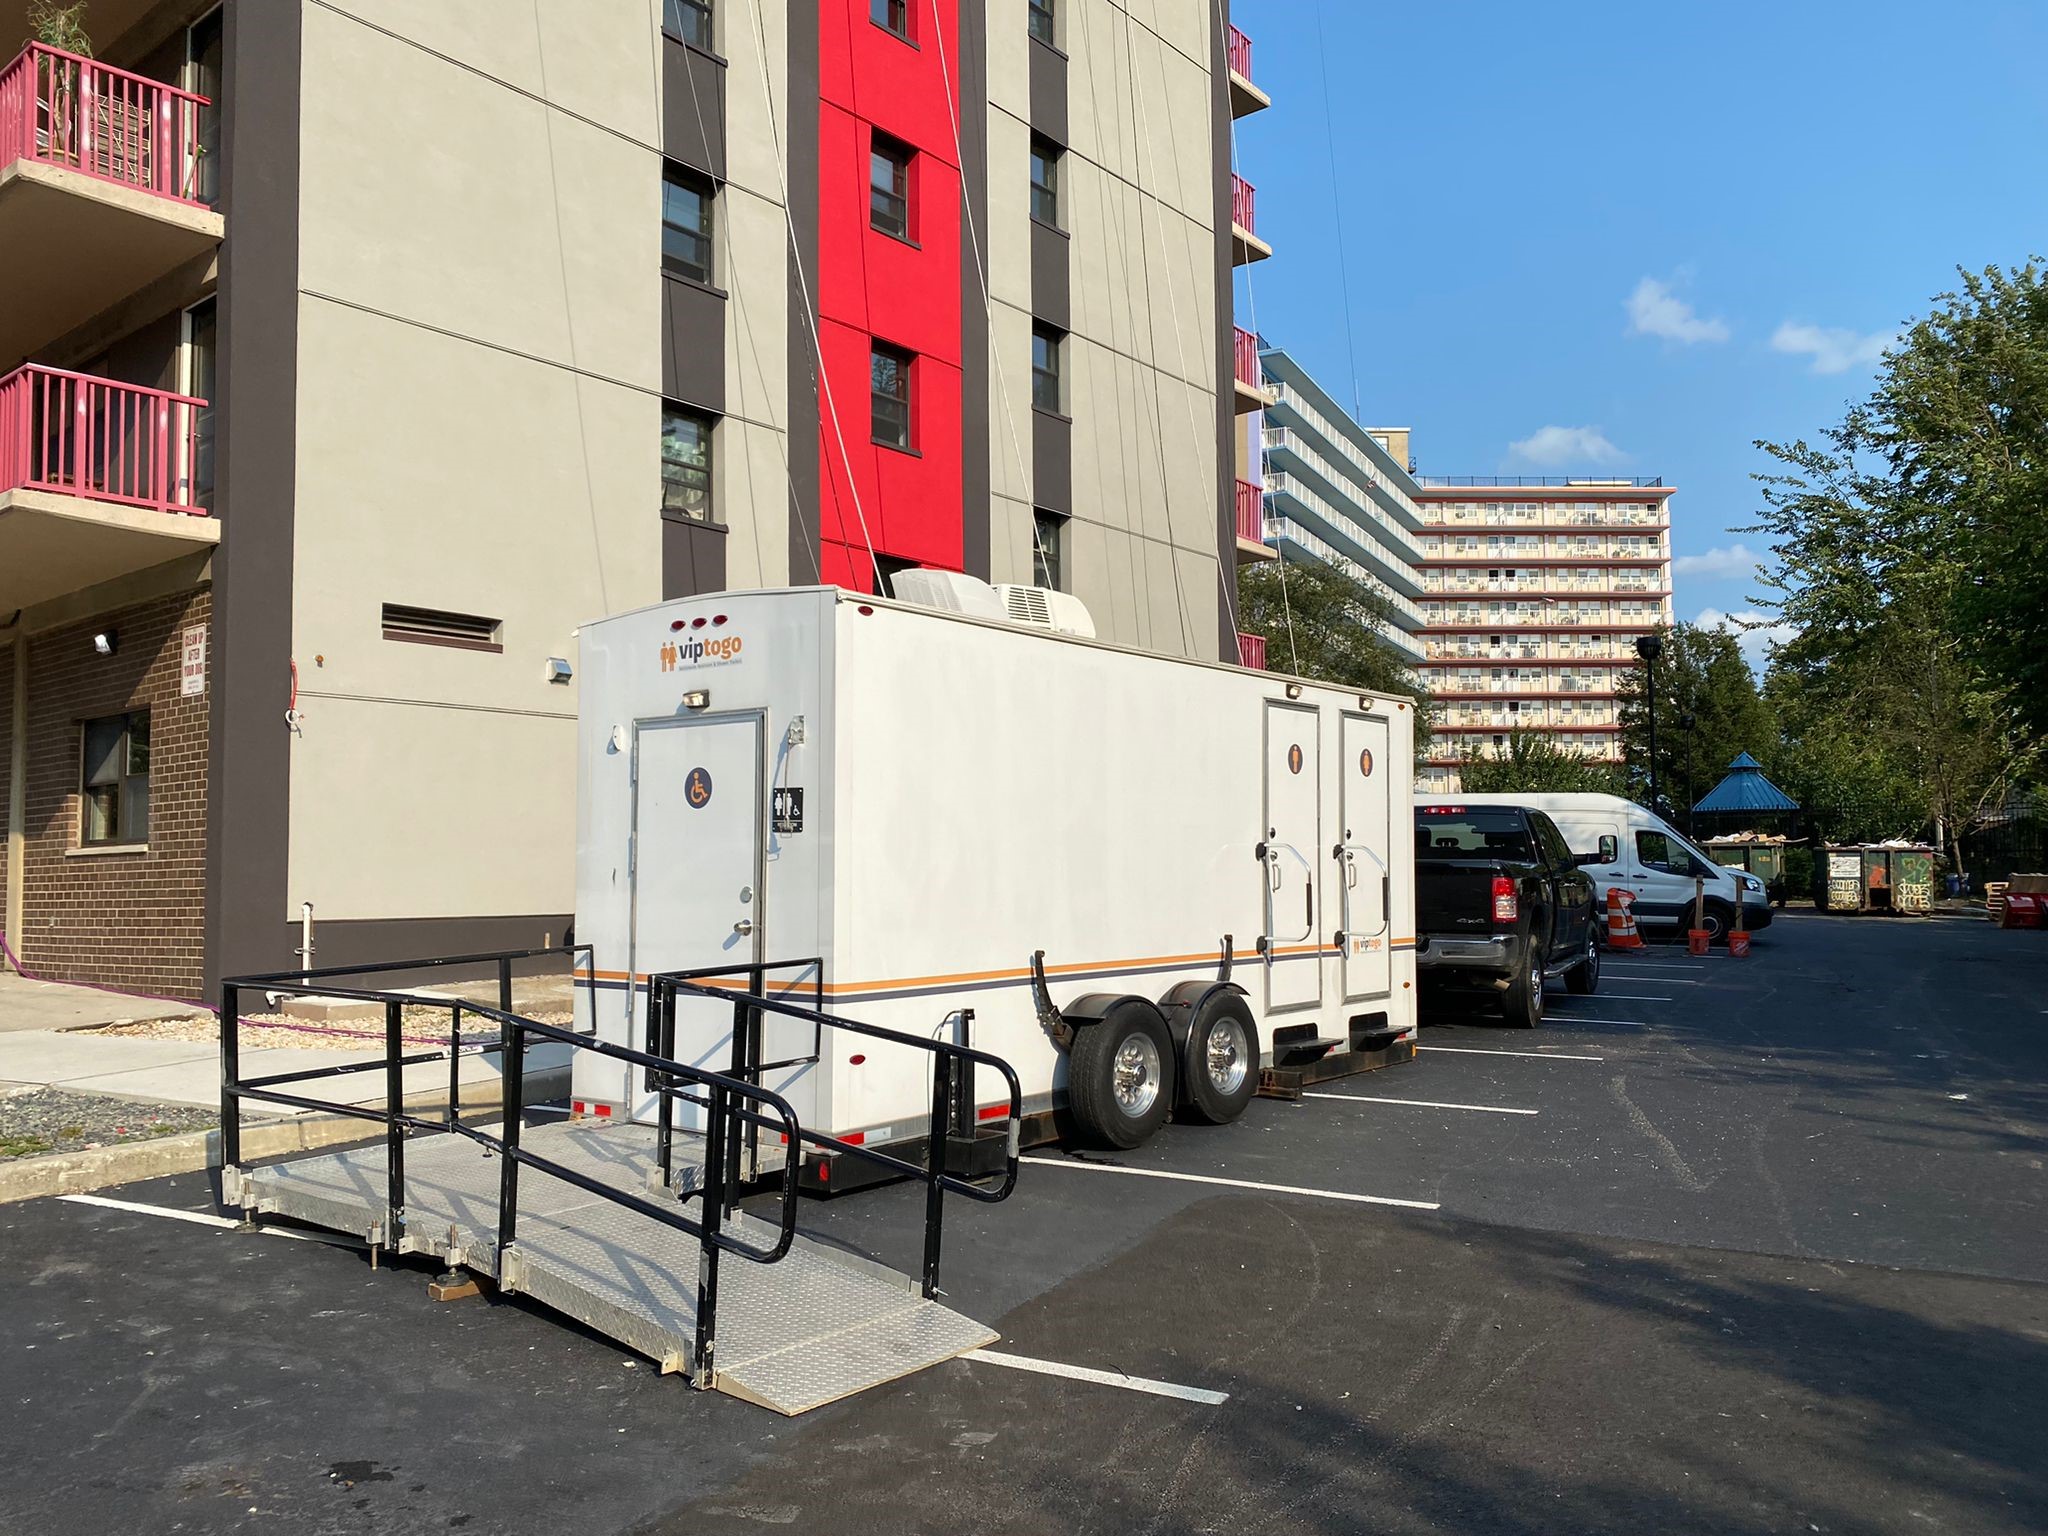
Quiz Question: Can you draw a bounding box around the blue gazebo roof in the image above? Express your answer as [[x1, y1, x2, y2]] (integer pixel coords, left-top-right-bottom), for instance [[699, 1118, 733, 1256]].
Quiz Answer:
[[1694, 752, 1799, 814]]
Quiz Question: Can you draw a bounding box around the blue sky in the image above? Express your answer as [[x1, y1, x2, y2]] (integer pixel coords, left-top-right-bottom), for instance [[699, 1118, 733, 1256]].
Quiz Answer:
[[1230, 0, 2048, 671]]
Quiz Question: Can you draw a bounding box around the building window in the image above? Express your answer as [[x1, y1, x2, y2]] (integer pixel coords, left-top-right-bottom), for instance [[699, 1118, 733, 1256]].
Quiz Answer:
[[1033, 508, 1066, 590], [1029, 135, 1061, 227], [662, 404, 715, 521], [662, 165, 715, 284], [1027, 0, 1055, 46], [870, 131, 913, 241], [1031, 324, 1064, 413], [80, 710, 149, 846], [871, 341, 913, 450], [663, 0, 713, 49], [183, 296, 216, 512], [870, 0, 910, 41]]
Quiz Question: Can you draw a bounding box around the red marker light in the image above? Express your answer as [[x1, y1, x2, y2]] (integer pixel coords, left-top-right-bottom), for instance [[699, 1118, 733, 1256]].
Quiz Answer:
[[849, 1053, 866, 1066], [711, 614, 728, 626], [691, 616, 707, 629], [857, 605, 874, 616], [669, 620, 686, 632]]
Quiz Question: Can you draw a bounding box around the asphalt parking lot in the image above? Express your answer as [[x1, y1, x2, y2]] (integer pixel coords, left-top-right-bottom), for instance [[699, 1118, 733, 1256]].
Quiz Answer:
[[4, 911, 2045, 1534]]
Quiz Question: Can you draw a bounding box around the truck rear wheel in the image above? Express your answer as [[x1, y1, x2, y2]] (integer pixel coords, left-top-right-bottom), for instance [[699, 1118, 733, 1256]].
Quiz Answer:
[[1564, 930, 1600, 995], [1500, 929, 1546, 1029], [1069, 1002, 1175, 1149], [1181, 992, 1259, 1125]]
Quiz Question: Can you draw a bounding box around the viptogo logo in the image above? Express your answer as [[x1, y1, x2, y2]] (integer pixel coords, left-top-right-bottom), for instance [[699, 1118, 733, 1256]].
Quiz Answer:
[[659, 632, 743, 671]]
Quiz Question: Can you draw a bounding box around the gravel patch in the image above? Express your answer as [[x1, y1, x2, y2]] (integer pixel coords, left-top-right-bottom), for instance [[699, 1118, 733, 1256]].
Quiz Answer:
[[90, 1006, 576, 1053], [0, 1087, 218, 1161]]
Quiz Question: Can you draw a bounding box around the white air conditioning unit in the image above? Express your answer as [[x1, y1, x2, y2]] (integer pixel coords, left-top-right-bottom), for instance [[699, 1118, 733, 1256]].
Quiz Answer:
[[994, 583, 1096, 639], [887, 568, 1009, 622]]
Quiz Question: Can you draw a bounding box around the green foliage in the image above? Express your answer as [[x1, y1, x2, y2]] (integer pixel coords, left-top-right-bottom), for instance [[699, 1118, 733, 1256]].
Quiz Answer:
[[1745, 260, 2048, 860], [1237, 556, 1432, 754], [27, 1, 93, 54], [1455, 732, 1623, 795], [1616, 622, 1777, 815]]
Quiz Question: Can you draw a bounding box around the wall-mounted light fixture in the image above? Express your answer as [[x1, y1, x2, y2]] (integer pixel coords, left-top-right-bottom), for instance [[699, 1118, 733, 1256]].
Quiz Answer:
[[544, 656, 573, 684], [681, 690, 711, 711], [92, 630, 117, 656]]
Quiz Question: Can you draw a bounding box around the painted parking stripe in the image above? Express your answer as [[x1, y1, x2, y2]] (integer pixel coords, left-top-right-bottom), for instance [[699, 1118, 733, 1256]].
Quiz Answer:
[[963, 1349, 1229, 1405], [59, 1193, 366, 1248], [1557, 993, 1672, 1002], [1419, 1045, 1605, 1062], [1019, 1156, 1439, 1211], [1304, 1093, 1537, 1116], [1604, 974, 1702, 984], [1606, 964, 1704, 973]]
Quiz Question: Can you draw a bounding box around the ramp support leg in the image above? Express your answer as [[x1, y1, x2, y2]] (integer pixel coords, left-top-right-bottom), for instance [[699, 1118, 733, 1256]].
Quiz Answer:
[[693, 1084, 727, 1389], [922, 1054, 952, 1300], [384, 999, 406, 1249]]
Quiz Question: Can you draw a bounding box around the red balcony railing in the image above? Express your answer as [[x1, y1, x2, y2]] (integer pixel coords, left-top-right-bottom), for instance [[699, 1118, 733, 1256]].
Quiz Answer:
[[1227, 24, 1253, 81], [1234, 478, 1263, 543], [0, 364, 209, 514], [1237, 631, 1268, 670], [0, 43, 209, 206], [1231, 173, 1256, 234], [1234, 326, 1260, 391]]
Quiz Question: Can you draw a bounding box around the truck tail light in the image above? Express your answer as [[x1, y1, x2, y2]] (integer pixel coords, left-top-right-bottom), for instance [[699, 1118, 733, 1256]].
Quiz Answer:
[[1491, 876, 1518, 923]]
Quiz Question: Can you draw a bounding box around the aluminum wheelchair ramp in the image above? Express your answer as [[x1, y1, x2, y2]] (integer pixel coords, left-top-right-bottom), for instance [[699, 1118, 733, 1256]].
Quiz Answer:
[[238, 1120, 996, 1415]]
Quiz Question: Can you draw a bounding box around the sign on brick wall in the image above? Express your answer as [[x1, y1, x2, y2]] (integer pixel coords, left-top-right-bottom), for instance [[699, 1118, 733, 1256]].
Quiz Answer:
[[181, 625, 207, 697]]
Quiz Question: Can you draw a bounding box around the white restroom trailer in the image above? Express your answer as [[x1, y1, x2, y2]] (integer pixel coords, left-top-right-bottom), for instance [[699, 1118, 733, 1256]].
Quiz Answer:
[[570, 584, 1418, 1172]]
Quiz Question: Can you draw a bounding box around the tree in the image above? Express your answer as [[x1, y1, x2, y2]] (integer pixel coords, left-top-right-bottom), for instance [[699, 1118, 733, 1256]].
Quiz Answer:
[[1615, 623, 1777, 823], [1237, 556, 1432, 754], [1455, 733, 1623, 795], [1745, 260, 2048, 867]]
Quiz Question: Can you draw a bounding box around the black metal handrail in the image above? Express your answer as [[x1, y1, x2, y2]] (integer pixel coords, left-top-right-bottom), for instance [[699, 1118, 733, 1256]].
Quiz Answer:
[[218, 945, 815, 1386], [651, 960, 1025, 1300]]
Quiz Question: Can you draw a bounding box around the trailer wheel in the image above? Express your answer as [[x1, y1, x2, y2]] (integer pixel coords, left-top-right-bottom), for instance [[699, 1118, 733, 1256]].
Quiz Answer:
[[1181, 992, 1259, 1124], [1069, 1002, 1175, 1149]]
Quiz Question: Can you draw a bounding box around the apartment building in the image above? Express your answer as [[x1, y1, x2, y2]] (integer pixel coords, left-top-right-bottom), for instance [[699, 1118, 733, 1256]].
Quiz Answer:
[[1412, 478, 1676, 790], [1248, 347, 1426, 667], [0, 0, 1261, 995]]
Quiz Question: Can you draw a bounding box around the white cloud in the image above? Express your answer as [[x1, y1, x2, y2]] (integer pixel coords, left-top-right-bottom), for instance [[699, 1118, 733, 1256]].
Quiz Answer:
[[1769, 321, 1895, 375], [1507, 425, 1624, 467], [1625, 276, 1731, 344], [1671, 543, 1763, 581], [1695, 606, 1797, 674]]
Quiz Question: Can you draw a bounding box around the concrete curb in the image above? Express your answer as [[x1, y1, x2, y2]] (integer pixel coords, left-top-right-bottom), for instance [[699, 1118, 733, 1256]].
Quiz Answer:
[[0, 1068, 570, 1206]]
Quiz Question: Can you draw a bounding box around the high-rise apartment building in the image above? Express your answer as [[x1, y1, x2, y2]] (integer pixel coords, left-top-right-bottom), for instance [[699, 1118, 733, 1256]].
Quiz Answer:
[[1411, 478, 1676, 790], [0, 0, 1263, 994], [1249, 347, 1426, 667]]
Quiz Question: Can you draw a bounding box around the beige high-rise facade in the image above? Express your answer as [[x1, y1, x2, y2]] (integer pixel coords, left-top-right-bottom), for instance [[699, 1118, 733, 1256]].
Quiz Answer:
[[1411, 479, 1676, 791], [0, 0, 1256, 995]]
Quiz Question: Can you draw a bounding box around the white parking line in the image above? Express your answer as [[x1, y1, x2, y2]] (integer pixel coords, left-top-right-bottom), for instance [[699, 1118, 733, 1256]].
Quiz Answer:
[[59, 1193, 366, 1247], [1559, 993, 1672, 1002], [1303, 1093, 1537, 1116], [963, 1349, 1229, 1405], [1418, 1045, 1605, 1062], [1019, 1156, 1440, 1211], [1606, 965, 1704, 973], [1605, 974, 1702, 984]]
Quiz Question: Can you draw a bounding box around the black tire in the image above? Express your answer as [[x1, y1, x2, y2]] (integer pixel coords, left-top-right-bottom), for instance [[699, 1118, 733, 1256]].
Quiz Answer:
[[1499, 927, 1547, 1028], [1068, 1002, 1176, 1149], [1564, 928, 1601, 995], [1698, 901, 1734, 944], [1181, 992, 1259, 1125]]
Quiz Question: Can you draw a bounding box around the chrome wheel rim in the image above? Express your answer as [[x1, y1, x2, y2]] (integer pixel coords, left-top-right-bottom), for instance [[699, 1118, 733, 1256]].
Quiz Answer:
[[1205, 1017, 1249, 1096], [1114, 1033, 1162, 1117]]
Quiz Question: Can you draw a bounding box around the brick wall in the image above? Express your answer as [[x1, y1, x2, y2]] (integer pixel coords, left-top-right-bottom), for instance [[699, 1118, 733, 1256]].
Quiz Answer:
[[17, 588, 211, 998]]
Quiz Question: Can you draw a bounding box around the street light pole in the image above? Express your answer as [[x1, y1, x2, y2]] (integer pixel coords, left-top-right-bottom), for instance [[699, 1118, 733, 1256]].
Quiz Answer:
[[1634, 633, 1664, 812]]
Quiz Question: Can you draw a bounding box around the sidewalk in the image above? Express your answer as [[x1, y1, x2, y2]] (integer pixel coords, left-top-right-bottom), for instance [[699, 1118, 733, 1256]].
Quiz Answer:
[[0, 971, 193, 1034]]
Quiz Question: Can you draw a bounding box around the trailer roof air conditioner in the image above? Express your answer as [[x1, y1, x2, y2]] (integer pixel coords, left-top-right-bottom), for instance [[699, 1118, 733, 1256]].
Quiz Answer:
[[994, 584, 1096, 639], [886, 569, 1009, 621]]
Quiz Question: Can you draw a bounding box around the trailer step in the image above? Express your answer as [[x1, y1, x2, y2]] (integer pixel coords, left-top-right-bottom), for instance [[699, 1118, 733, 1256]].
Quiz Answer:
[[238, 1120, 995, 1416], [1272, 1034, 1345, 1067]]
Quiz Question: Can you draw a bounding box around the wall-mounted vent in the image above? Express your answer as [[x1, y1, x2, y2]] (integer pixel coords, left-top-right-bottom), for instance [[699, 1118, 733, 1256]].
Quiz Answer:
[[381, 604, 503, 652]]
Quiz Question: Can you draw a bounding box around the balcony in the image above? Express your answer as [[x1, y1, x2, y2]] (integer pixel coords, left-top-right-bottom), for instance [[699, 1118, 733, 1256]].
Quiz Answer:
[[1232, 327, 1270, 414], [1234, 478, 1275, 564], [0, 364, 217, 611], [1230, 173, 1270, 265], [0, 44, 220, 363], [1226, 25, 1269, 117], [1237, 631, 1268, 670]]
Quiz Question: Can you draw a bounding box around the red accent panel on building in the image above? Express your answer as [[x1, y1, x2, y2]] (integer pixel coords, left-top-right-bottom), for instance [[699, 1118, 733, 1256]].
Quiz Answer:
[[814, 3, 964, 591]]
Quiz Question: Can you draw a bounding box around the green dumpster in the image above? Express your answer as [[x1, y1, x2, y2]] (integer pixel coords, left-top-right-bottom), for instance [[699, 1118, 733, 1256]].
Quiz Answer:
[[1820, 847, 1864, 912], [1891, 846, 1935, 913]]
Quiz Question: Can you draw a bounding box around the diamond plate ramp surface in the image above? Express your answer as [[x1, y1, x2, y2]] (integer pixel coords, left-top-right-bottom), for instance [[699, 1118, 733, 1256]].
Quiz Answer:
[[240, 1119, 995, 1414]]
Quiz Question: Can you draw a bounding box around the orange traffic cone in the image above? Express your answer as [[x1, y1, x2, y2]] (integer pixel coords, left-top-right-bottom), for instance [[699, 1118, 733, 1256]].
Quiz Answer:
[[1606, 888, 1644, 950]]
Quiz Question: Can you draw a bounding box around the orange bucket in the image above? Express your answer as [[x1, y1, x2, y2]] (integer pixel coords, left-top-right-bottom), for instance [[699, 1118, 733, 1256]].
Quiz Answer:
[[1728, 931, 1751, 958], [1687, 929, 1712, 957]]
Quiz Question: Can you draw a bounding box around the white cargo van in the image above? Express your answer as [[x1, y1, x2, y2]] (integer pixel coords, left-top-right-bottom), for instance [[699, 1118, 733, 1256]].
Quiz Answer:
[[1414, 792, 1770, 940]]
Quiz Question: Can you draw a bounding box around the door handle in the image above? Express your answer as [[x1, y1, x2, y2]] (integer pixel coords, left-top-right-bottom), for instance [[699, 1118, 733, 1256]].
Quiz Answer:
[[732, 919, 755, 936]]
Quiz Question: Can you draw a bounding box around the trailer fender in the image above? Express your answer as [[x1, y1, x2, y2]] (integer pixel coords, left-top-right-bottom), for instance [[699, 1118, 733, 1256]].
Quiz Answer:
[[1156, 979, 1253, 1106], [1060, 991, 1169, 1033]]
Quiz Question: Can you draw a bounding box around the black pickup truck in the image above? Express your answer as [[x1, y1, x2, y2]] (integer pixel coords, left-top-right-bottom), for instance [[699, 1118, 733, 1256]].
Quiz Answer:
[[1413, 803, 1602, 1027]]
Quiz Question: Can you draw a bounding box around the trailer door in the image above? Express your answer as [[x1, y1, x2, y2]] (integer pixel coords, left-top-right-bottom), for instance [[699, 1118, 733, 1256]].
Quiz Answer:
[[1261, 701, 1322, 1013], [628, 712, 765, 1128], [1338, 712, 1393, 1001]]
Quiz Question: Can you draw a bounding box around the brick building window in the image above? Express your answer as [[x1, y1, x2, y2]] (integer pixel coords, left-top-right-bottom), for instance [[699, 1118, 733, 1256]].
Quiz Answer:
[[1029, 136, 1061, 227], [662, 164, 715, 284], [870, 131, 913, 241], [662, 404, 715, 521], [871, 341, 913, 450], [81, 710, 149, 846]]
